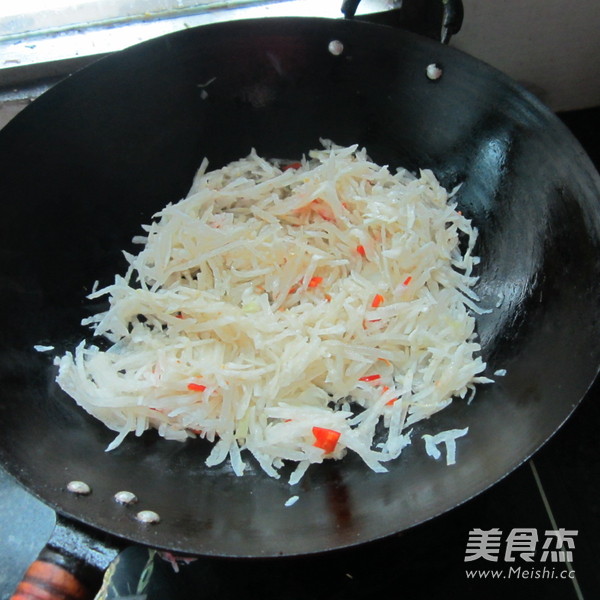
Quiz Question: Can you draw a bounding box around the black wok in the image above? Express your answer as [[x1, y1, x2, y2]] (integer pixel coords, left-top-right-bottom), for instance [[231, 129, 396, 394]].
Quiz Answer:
[[1, 15, 600, 598]]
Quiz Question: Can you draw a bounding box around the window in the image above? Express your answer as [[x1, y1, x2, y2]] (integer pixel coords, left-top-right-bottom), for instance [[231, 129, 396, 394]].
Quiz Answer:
[[0, 0, 352, 86], [0, 1, 256, 38]]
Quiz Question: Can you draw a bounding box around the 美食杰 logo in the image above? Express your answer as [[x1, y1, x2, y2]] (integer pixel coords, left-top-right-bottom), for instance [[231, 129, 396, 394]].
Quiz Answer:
[[464, 528, 577, 580]]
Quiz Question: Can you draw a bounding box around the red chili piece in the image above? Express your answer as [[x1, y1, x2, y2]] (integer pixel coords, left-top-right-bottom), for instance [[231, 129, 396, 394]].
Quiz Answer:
[[312, 427, 341, 453], [359, 374, 381, 382], [187, 383, 206, 392], [371, 294, 384, 308]]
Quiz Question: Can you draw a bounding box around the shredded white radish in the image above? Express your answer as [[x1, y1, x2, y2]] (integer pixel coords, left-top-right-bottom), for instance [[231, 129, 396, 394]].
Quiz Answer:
[[422, 427, 470, 465], [54, 141, 490, 481], [34, 345, 55, 353]]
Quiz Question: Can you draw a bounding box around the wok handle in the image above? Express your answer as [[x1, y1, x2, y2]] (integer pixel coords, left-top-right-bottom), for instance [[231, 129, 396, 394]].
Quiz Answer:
[[11, 515, 122, 600], [341, 0, 464, 44], [10, 547, 98, 600], [440, 0, 464, 44]]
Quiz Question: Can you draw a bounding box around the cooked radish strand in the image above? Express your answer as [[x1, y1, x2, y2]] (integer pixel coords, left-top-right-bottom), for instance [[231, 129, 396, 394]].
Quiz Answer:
[[380, 385, 398, 405]]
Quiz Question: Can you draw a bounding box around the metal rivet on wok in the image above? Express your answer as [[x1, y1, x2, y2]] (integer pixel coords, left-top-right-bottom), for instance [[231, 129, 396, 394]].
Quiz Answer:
[[328, 40, 344, 56], [426, 63, 443, 80], [66, 480, 91, 495], [136, 509, 161, 524], [114, 490, 138, 505]]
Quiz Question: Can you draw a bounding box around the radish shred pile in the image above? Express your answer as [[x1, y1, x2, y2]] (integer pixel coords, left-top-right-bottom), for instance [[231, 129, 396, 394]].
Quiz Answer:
[[55, 141, 491, 483]]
